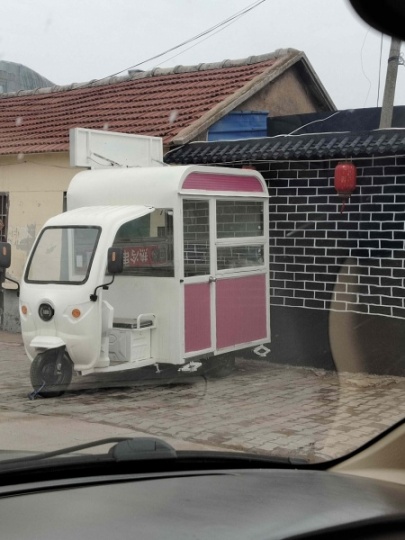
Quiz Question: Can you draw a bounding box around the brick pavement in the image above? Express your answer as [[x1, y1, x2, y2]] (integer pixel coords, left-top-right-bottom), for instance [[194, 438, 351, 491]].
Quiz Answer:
[[0, 332, 404, 462]]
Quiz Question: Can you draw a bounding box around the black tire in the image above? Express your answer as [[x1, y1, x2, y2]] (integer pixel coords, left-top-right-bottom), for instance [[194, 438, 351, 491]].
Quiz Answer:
[[203, 354, 236, 379], [30, 348, 73, 398]]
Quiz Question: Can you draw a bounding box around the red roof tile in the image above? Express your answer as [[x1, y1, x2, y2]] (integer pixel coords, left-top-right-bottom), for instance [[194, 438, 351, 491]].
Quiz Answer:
[[0, 50, 306, 155]]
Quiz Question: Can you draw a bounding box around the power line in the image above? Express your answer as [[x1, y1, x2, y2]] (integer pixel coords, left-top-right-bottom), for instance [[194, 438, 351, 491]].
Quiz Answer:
[[360, 28, 372, 107], [377, 33, 384, 106], [153, 16, 250, 68], [94, 0, 269, 82], [7, 0, 269, 103]]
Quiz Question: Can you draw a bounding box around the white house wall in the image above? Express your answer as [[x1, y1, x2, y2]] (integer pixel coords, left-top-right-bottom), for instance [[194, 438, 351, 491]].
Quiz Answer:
[[0, 152, 82, 331], [0, 152, 81, 281]]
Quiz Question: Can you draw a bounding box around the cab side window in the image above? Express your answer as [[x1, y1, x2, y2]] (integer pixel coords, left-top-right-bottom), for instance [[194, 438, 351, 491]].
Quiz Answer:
[[112, 209, 174, 277]]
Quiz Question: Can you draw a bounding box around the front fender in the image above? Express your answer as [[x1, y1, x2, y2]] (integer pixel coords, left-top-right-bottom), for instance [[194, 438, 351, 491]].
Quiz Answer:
[[29, 336, 66, 352]]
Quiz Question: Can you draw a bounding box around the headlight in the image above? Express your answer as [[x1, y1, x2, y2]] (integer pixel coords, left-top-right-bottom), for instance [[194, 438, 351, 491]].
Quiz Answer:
[[38, 303, 54, 322]]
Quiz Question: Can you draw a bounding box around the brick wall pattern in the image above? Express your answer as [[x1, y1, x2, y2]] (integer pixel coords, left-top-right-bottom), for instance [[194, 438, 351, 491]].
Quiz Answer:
[[254, 155, 405, 319]]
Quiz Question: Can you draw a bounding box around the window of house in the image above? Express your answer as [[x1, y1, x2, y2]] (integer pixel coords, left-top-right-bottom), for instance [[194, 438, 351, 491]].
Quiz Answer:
[[0, 193, 8, 243]]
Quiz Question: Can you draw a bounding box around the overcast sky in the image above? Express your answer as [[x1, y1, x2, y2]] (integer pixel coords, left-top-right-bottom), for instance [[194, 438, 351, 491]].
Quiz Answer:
[[0, 0, 404, 111]]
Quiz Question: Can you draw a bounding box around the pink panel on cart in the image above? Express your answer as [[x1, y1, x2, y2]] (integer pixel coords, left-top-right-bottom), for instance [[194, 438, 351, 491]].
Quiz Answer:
[[184, 282, 211, 353], [216, 274, 267, 349], [182, 172, 264, 193]]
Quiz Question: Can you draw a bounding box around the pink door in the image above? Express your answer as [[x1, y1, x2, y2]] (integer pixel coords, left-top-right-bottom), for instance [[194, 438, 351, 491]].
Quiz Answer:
[[183, 200, 213, 355], [216, 273, 268, 350], [184, 282, 211, 353], [183, 198, 269, 356], [214, 199, 268, 350]]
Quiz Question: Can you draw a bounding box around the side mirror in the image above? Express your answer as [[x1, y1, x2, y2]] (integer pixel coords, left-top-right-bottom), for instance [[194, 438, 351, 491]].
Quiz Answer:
[[91, 247, 124, 302], [0, 242, 19, 296], [107, 247, 124, 275], [0, 242, 11, 269]]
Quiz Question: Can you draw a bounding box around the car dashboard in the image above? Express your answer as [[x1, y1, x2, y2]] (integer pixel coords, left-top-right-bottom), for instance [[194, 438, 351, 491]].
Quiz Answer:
[[0, 466, 404, 539]]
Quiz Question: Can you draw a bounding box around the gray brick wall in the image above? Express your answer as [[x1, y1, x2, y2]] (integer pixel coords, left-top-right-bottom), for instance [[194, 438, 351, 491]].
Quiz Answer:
[[254, 155, 405, 319]]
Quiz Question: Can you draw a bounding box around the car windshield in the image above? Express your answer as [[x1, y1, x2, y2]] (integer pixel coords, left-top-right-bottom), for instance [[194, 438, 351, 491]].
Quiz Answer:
[[25, 227, 100, 284], [0, 0, 404, 467]]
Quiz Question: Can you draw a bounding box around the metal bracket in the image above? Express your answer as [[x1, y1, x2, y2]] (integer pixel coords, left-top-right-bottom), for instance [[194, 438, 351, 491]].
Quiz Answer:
[[253, 344, 271, 358], [178, 361, 203, 373], [388, 54, 405, 66]]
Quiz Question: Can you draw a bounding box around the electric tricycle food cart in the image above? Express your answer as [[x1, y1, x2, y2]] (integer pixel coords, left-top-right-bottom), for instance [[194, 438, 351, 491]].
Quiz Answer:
[[0, 165, 270, 397]]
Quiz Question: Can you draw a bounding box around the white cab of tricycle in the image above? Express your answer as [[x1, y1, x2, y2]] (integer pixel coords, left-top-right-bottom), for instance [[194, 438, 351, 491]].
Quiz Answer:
[[17, 165, 270, 394]]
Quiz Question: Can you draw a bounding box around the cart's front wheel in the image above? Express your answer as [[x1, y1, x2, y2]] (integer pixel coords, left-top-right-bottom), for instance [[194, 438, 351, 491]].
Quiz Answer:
[[30, 348, 73, 398], [203, 354, 236, 379]]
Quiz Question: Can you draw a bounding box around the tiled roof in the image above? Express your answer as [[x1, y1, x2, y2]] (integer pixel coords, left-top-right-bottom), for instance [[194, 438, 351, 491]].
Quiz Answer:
[[164, 129, 405, 164], [0, 49, 310, 156]]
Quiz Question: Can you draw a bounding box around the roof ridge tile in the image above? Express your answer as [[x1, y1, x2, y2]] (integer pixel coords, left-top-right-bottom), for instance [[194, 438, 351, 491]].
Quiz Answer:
[[0, 48, 332, 156], [0, 49, 300, 99], [164, 128, 405, 163]]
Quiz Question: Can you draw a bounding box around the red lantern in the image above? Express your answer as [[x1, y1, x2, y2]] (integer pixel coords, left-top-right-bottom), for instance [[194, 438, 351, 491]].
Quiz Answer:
[[334, 162, 357, 213]]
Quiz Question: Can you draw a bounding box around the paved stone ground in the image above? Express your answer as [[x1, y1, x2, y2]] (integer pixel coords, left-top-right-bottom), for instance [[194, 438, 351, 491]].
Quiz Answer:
[[0, 332, 404, 462]]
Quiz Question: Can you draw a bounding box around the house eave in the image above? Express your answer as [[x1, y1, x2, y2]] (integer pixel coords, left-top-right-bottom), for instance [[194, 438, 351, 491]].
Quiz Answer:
[[171, 51, 336, 146], [171, 50, 305, 146]]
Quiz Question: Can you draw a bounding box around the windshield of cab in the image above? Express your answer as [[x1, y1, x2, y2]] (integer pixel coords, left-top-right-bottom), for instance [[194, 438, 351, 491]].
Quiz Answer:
[[25, 226, 101, 284]]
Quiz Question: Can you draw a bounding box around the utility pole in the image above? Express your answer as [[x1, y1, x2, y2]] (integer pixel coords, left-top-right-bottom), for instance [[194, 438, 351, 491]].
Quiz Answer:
[[379, 37, 402, 129]]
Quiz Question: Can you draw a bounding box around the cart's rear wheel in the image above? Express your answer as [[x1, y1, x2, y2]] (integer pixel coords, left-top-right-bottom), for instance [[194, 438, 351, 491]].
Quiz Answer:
[[203, 354, 236, 379], [30, 348, 73, 398]]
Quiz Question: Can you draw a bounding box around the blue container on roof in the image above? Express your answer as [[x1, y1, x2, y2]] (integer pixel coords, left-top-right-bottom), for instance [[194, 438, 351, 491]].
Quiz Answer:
[[208, 111, 268, 141]]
